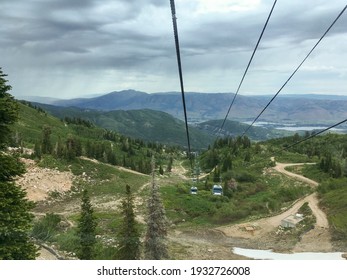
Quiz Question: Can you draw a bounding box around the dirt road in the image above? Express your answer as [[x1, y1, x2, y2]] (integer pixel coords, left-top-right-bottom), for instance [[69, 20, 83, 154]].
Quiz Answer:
[[80, 156, 150, 177], [273, 162, 318, 187], [218, 161, 332, 252], [272, 162, 328, 229], [171, 161, 189, 180]]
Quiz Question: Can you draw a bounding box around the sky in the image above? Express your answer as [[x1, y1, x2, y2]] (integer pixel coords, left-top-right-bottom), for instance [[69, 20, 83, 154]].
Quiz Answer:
[[1, 0, 347, 99]]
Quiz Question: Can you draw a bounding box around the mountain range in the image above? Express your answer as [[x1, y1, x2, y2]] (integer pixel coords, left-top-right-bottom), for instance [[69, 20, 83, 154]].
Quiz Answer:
[[19, 89, 347, 147], [46, 90, 347, 125]]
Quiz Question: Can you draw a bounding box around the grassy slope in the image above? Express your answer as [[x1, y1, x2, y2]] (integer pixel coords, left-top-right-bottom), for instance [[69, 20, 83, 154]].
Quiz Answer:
[[13, 103, 74, 146]]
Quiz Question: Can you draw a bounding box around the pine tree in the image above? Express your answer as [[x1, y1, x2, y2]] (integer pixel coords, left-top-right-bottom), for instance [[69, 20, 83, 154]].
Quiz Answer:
[[244, 151, 251, 162], [213, 166, 221, 182], [144, 156, 169, 259], [65, 135, 76, 161], [77, 189, 97, 260], [41, 125, 52, 154], [166, 156, 173, 172], [159, 165, 164, 175], [54, 138, 64, 159], [116, 185, 141, 260], [0, 68, 38, 259], [34, 141, 42, 159]]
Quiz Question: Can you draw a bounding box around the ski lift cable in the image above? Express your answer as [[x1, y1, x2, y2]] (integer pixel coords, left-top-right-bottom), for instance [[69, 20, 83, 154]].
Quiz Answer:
[[218, 0, 278, 135], [280, 118, 347, 152], [250, 118, 347, 166], [242, 4, 347, 137], [170, 0, 193, 167]]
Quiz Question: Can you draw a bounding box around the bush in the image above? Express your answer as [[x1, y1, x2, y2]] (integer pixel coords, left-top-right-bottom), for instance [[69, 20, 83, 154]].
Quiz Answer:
[[95, 243, 119, 260], [213, 206, 235, 224], [229, 209, 251, 221], [278, 187, 306, 202], [176, 184, 189, 194], [318, 178, 347, 194], [266, 198, 280, 212], [31, 213, 61, 241], [236, 171, 256, 183], [55, 228, 79, 253]]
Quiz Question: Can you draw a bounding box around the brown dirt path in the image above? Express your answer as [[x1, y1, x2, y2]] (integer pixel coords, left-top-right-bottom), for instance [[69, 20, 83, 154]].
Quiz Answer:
[[80, 156, 150, 177], [171, 160, 189, 180], [272, 162, 328, 229], [37, 248, 58, 260], [218, 161, 332, 252], [273, 162, 318, 187]]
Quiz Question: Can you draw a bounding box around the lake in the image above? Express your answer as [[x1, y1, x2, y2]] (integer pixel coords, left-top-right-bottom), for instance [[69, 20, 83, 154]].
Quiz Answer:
[[275, 126, 345, 132]]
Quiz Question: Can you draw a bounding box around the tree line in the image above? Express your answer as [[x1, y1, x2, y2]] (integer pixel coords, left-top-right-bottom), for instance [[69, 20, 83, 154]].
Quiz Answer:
[[275, 132, 347, 178], [32, 123, 174, 175]]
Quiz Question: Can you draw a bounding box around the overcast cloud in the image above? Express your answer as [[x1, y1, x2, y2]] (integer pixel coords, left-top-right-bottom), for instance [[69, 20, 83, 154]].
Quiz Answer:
[[1, 0, 347, 98]]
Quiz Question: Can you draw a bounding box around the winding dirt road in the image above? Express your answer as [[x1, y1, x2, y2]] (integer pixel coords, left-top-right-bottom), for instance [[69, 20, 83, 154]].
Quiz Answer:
[[273, 162, 329, 229], [218, 160, 332, 252], [273, 162, 318, 187]]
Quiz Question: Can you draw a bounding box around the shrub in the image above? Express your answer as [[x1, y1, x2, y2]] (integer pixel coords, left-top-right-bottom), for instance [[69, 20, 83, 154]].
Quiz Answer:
[[31, 213, 61, 241], [55, 228, 79, 253], [236, 171, 256, 182], [176, 184, 188, 194]]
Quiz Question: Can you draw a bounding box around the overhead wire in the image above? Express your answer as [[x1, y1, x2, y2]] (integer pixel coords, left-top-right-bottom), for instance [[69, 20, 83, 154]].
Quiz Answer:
[[169, 0, 191, 150], [242, 4, 347, 137], [280, 118, 347, 152], [218, 0, 278, 135], [169, 0, 193, 166], [249, 118, 347, 166]]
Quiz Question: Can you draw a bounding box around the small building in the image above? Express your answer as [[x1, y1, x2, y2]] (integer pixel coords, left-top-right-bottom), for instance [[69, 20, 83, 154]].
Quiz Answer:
[[281, 214, 304, 228]]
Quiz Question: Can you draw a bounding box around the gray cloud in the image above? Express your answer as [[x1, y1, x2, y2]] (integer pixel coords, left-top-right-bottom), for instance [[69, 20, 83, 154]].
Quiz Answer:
[[0, 0, 346, 98]]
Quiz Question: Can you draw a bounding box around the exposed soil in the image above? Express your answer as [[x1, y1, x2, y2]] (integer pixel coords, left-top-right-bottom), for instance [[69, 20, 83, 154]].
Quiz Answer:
[[36, 247, 58, 260], [17, 158, 74, 202], [20, 157, 339, 259]]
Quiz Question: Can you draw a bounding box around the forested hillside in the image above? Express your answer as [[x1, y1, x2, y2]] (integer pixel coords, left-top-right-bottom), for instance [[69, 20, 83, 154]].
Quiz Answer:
[[30, 103, 216, 149], [12, 101, 179, 175]]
